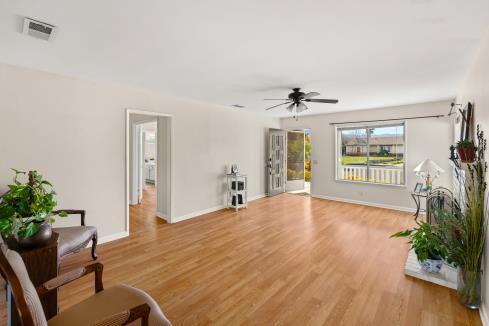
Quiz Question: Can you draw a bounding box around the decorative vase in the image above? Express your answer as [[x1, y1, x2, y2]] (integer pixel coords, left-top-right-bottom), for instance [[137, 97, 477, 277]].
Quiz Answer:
[[457, 147, 476, 163], [15, 221, 52, 249], [457, 269, 482, 309], [419, 258, 443, 273]]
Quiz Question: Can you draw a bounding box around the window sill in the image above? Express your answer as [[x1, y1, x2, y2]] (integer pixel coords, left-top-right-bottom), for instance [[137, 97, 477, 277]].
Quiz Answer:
[[335, 179, 407, 188]]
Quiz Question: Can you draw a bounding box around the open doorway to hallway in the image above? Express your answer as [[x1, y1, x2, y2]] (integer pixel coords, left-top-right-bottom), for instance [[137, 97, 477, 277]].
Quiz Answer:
[[127, 111, 173, 234], [286, 129, 311, 195], [130, 120, 163, 232]]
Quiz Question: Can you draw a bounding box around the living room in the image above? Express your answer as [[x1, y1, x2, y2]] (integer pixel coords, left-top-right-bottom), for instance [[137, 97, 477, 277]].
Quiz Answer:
[[0, 1, 489, 325]]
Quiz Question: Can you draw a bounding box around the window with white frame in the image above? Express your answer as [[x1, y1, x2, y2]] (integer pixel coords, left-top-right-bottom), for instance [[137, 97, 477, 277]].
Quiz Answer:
[[336, 123, 405, 185]]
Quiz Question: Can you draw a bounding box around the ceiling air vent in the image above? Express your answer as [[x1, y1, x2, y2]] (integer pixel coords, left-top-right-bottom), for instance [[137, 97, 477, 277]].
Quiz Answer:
[[22, 17, 57, 41]]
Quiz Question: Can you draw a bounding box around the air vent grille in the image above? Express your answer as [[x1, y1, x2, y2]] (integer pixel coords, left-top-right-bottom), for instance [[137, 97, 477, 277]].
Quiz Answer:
[[23, 17, 57, 41]]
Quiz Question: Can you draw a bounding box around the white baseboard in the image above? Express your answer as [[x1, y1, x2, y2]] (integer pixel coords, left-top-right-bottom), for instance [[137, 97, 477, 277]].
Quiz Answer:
[[173, 204, 226, 223], [480, 305, 488, 326], [172, 193, 267, 223], [97, 231, 129, 245], [156, 211, 169, 222], [311, 194, 416, 213], [248, 193, 267, 201]]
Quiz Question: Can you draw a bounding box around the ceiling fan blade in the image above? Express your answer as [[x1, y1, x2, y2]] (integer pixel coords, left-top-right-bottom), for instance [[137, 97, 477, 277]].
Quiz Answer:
[[303, 92, 320, 99], [264, 99, 289, 100], [265, 101, 292, 111], [304, 99, 339, 104]]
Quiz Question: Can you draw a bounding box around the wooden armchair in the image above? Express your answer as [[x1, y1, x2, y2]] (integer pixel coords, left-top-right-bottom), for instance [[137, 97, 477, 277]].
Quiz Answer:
[[52, 209, 98, 260], [0, 244, 171, 325]]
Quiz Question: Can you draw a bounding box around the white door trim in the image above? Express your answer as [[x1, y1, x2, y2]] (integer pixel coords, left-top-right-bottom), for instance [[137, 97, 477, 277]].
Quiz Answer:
[[126, 109, 175, 234], [130, 123, 144, 205]]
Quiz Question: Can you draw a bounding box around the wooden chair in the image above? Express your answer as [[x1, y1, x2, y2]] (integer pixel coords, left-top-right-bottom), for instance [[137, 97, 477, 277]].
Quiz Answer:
[[52, 209, 98, 261], [0, 244, 172, 326]]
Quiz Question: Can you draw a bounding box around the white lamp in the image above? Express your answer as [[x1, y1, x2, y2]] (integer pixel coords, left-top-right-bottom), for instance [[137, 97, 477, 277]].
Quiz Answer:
[[413, 159, 444, 191]]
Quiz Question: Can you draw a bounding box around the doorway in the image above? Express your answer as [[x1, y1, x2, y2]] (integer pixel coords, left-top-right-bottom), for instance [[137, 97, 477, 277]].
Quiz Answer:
[[286, 129, 311, 195], [126, 110, 174, 234]]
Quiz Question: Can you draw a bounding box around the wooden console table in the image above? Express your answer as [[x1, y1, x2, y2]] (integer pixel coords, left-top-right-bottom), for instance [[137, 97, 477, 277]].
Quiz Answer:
[[7, 233, 59, 324]]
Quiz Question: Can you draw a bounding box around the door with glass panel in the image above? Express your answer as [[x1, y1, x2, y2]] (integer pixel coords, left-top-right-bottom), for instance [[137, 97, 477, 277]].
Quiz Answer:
[[268, 129, 286, 196]]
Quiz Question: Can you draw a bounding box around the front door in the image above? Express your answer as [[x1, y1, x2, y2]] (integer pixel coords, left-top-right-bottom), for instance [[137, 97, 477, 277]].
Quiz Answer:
[[268, 129, 286, 196]]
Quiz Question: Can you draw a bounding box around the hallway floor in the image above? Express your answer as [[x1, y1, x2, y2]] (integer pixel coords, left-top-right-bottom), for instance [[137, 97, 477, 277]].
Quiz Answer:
[[129, 183, 166, 233]]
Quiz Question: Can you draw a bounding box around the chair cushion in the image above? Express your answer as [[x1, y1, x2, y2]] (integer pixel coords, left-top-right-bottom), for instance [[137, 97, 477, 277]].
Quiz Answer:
[[48, 284, 171, 326], [53, 226, 97, 257]]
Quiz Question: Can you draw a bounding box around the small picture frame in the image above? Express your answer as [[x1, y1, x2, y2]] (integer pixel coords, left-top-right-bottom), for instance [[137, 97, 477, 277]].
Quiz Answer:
[[231, 164, 238, 174], [414, 182, 423, 193]]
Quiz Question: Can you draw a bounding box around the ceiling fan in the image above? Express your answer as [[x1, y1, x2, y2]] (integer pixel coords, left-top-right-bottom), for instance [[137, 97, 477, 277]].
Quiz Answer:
[[264, 88, 338, 120]]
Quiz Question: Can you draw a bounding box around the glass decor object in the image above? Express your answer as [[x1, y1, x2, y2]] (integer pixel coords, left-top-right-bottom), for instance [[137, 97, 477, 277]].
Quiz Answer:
[[457, 269, 482, 309]]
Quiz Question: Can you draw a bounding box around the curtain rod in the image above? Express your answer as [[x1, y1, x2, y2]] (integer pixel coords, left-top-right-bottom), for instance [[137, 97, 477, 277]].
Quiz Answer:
[[329, 114, 445, 125]]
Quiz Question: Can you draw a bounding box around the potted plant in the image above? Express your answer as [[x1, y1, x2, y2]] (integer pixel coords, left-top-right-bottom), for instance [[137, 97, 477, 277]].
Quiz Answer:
[[391, 222, 447, 273], [456, 139, 477, 163], [0, 169, 66, 248], [438, 126, 487, 309]]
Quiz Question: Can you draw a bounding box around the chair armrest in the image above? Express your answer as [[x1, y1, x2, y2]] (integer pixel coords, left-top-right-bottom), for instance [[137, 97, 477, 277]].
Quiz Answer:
[[52, 209, 86, 226], [93, 303, 150, 326], [37, 262, 103, 297]]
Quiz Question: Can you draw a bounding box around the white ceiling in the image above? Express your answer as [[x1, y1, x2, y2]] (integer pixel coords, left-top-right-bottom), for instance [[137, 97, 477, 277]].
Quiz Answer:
[[0, 0, 488, 117]]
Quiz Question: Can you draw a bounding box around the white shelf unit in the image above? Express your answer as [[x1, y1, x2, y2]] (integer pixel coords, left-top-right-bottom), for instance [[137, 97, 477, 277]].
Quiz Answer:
[[226, 174, 248, 211]]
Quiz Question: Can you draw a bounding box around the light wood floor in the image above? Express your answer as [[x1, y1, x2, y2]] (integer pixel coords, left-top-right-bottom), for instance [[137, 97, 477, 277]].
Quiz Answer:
[[129, 184, 166, 233], [56, 194, 482, 325]]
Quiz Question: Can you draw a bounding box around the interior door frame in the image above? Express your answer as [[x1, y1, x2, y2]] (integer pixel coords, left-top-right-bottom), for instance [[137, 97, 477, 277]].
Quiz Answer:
[[132, 123, 144, 204], [131, 121, 153, 205], [126, 109, 175, 233]]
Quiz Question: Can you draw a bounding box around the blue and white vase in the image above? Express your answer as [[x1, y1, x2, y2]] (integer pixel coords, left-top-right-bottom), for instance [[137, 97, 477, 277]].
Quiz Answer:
[[420, 258, 443, 273]]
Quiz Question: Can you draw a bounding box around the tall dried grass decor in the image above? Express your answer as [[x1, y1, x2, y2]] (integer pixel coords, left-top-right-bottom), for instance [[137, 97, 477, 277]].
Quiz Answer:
[[439, 125, 487, 309]]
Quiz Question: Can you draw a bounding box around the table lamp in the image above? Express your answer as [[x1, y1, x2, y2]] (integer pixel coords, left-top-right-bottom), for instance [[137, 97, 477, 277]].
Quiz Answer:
[[413, 159, 444, 191]]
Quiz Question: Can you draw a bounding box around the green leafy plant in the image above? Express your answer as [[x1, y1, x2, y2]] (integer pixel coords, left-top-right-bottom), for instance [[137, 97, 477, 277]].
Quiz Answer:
[[391, 222, 447, 262], [0, 169, 66, 238], [456, 139, 476, 150], [441, 126, 487, 269], [438, 126, 487, 307]]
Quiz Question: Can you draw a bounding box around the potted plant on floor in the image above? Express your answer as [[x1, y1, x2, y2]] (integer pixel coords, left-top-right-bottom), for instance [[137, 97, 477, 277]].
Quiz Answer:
[[438, 126, 487, 309], [456, 139, 477, 163], [391, 222, 447, 273], [0, 169, 66, 248]]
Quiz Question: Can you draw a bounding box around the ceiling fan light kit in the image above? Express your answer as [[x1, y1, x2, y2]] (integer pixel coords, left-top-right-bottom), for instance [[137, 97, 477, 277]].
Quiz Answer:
[[264, 88, 338, 120]]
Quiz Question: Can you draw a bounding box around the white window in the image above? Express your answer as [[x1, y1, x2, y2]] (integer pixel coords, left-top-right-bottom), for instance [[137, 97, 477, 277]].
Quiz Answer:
[[336, 123, 406, 185]]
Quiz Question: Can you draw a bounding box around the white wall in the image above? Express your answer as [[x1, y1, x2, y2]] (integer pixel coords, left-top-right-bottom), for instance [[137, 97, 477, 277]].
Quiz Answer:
[[281, 101, 453, 211], [0, 63, 279, 239], [156, 116, 171, 219], [456, 30, 489, 324]]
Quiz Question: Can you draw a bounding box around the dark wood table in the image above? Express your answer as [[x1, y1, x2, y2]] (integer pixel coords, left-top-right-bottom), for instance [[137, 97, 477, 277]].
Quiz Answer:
[[7, 233, 59, 324]]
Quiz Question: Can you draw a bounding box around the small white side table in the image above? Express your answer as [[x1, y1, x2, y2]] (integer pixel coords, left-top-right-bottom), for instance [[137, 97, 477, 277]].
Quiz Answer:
[[226, 174, 248, 211]]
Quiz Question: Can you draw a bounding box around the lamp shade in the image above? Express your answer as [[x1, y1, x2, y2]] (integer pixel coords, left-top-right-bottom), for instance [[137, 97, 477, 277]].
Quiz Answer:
[[413, 158, 444, 176]]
